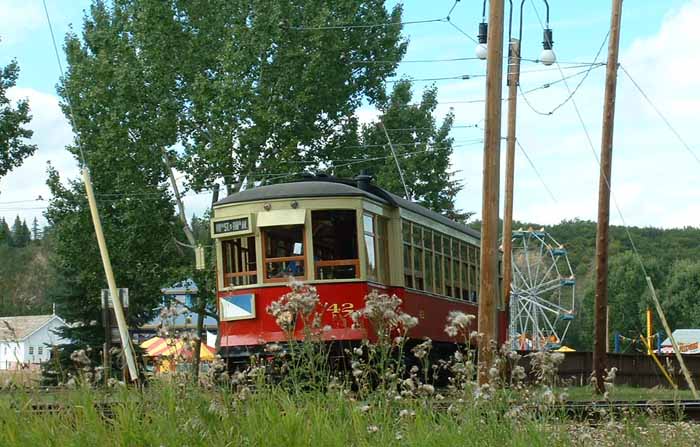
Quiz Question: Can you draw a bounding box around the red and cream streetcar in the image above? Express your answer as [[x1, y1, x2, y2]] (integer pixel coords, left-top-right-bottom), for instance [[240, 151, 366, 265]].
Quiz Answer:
[[211, 174, 507, 364]]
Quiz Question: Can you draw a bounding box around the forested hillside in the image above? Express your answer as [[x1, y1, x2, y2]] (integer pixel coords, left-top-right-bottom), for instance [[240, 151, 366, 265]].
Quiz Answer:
[[504, 219, 700, 351], [0, 216, 53, 316]]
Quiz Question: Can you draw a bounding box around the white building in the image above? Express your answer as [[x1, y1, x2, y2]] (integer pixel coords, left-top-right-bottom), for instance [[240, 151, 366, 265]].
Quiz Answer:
[[0, 314, 68, 370]]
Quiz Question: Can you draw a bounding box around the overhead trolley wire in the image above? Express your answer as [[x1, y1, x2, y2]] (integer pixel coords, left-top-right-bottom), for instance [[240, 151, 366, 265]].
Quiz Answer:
[[515, 139, 559, 204], [3, 140, 485, 209], [41, 0, 85, 165], [619, 64, 700, 167], [518, 31, 610, 116], [287, 17, 447, 31]]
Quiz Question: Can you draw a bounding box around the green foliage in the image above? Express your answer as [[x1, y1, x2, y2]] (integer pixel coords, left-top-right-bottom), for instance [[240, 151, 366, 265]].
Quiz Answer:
[[0, 59, 36, 181], [47, 0, 192, 357], [329, 80, 468, 220], [31, 217, 40, 241], [0, 217, 11, 246], [662, 259, 700, 329], [171, 0, 408, 192], [0, 242, 52, 316], [9, 215, 30, 247], [0, 215, 52, 316]]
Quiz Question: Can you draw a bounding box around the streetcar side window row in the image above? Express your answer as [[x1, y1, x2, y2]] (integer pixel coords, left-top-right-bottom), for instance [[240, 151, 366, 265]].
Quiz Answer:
[[402, 220, 480, 302]]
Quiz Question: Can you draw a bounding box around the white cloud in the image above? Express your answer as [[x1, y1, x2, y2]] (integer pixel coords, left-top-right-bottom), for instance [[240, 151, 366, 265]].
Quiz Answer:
[[0, 88, 76, 225]]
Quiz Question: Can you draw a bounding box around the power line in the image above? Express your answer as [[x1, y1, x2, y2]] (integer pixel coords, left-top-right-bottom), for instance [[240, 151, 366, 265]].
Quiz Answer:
[[41, 0, 85, 166], [288, 17, 446, 31], [518, 32, 609, 116], [619, 64, 700, 167], [351, 56, 482, 65], [4, 141, 485, 208], [446, 20, 478, 45], [386, 74, 481, 84], [515, 139, 558, 204]]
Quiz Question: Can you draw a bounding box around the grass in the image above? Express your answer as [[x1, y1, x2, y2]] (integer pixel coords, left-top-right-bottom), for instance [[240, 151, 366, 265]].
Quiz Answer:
[[0, 382, 699, 446], [565, 385, 697, 402], [3, 289, 696, 446]]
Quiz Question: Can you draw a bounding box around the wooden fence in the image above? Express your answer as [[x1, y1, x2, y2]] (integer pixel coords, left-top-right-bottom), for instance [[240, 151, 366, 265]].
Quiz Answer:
[[519, 352, 700, 389]]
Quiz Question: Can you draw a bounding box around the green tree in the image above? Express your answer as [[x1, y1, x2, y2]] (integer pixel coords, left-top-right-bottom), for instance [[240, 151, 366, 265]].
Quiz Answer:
[[0, 59, 36, 182], [0, 218, 11, 246], [31, 217, 40, 241], [46, 0, 191, 375], [662, 259, 700, 329], [100, 0, 408, 193], [329, 80, 466, 219], [10, 215, 30, 247]]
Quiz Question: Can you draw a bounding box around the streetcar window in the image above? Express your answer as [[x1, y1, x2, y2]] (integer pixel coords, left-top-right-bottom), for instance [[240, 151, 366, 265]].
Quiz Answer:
[[453, 259, 461, 299], [312, 210, 359, 280], [402, 219, 481, 300], [402, 220, 411, 243], [424, 249, 434, 293], [222, 236, 257, 287], [413, 246, 424, 290], [262, 225, 305, 281], [364, 213, 389, 283], [403, 221, 413, 287], [435, 253, 443, 295], [403, 245, 413, 288], [376, 216, 389, 283], [461, 263, 469, 300]]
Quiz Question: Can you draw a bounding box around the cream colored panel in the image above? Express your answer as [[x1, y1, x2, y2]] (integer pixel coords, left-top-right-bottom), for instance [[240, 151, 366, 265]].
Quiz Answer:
[[257, 209, 306, 227]]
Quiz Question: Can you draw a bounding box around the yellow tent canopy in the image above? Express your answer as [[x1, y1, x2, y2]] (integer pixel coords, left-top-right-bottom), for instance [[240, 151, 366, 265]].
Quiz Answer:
[[555, 345, 576, 352], [141, 336, 215, 361]]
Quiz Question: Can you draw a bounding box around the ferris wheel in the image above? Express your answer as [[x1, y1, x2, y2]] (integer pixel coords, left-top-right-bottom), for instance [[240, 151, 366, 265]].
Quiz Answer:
[[508, 227, 576, 351]]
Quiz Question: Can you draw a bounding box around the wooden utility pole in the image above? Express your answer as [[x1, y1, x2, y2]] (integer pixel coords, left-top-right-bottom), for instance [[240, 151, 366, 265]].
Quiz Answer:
[[593, 0, 623, 394], [83, 167, 139, 382], [478, 0, 505, 384], [502, 38, 521, 324]]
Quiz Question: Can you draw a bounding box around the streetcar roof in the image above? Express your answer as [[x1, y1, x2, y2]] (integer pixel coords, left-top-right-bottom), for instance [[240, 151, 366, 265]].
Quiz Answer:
[[213, 178, 480, 238]]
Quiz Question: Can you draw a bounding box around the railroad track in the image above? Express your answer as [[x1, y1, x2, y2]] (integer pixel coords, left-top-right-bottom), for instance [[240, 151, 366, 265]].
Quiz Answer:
[[562, 399, 700, 421], [16, 398, 700, 422]]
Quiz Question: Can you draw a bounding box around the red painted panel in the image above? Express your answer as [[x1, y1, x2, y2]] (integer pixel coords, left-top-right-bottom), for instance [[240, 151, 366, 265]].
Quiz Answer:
[[218, 283, 508, 348]]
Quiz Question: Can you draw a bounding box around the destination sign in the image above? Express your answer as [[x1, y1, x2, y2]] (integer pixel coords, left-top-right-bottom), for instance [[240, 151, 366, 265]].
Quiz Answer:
[[214, 217, 249, 234]]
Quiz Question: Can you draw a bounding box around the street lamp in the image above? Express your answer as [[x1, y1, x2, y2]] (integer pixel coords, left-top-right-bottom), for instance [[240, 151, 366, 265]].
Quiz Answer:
[[476, 21, 488, 60], [540, 28, 556, 66], [476, 0, 556, 66]]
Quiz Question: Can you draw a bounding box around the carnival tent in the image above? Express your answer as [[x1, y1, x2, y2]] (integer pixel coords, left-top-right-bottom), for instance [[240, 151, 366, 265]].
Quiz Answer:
[[659, 329, 700, 354], [555, 345, 576, 352], [141, 336, 216, 361]]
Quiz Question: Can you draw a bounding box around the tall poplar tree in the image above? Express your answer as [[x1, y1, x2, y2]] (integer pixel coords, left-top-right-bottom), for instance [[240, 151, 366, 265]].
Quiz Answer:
[[47, 1, 189, 368]]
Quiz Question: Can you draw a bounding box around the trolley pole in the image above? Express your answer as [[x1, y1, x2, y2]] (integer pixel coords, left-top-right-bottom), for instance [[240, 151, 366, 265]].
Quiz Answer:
[[478, 0, 505, 384], [593, 0, 623, 394], [502, 38, 521, 324]]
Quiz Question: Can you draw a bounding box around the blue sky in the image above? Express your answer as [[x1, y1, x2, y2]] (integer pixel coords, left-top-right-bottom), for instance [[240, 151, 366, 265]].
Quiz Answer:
[[1, 0, 699, 230]]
